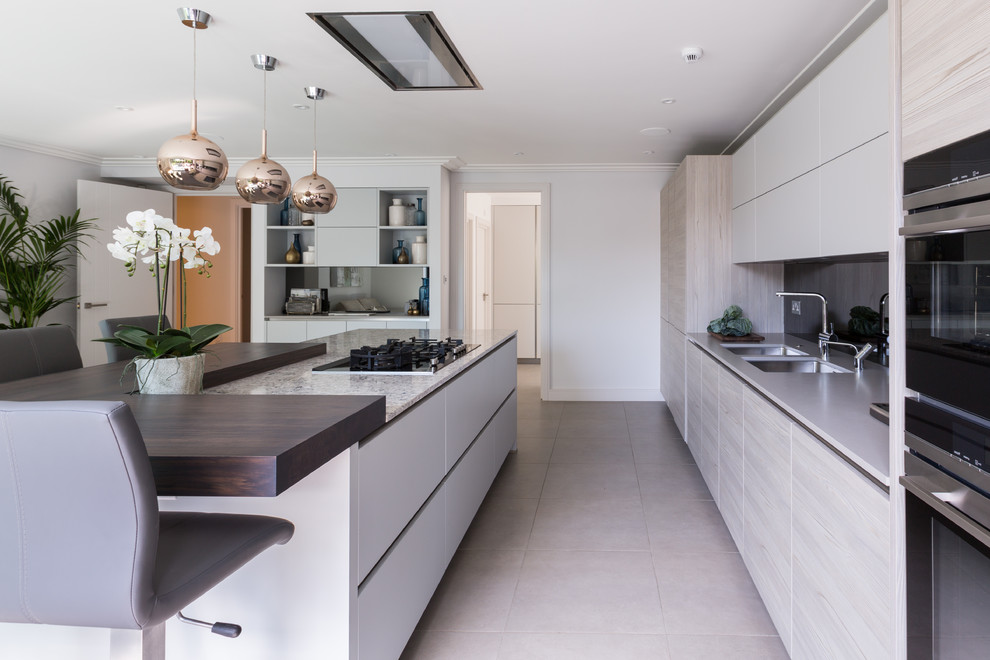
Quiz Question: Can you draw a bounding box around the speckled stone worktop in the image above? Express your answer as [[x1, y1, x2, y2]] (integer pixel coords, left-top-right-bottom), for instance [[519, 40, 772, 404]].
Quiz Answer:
[[689, 333, 890, 486], [208, 329, 517, 421]]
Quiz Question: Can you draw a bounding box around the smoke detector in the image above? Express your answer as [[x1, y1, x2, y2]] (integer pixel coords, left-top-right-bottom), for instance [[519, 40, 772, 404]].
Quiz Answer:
[[681, 46, 704, 63]]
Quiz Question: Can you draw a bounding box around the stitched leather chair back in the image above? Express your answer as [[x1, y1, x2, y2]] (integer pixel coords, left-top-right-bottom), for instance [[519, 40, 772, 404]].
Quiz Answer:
[[0, 326, 83, 383]]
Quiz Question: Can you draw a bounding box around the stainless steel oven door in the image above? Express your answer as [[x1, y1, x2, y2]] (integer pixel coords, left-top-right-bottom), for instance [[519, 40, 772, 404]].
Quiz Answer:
[[903, 450, 990, 659]]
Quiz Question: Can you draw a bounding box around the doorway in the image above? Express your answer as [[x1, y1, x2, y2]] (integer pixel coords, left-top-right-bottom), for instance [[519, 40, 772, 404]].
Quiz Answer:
[[464, 192, 542, 363], [175, 197, 252, 342]]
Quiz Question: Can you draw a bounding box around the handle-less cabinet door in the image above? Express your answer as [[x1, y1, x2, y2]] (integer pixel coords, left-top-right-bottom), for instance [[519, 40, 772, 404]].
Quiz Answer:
[[317, 188, 378, 227], [316, 228, 377, 266]]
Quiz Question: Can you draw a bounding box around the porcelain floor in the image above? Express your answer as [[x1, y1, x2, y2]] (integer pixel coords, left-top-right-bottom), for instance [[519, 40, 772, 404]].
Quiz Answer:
[[400, 364, 788, 660]]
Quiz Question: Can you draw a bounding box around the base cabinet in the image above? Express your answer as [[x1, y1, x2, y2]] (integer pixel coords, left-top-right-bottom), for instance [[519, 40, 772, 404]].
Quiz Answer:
[[683, 342, 890, 657]]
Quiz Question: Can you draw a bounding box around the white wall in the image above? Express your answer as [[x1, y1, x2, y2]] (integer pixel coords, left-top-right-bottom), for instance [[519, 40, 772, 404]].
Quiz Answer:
[[0, 145, 101, 330], [451, 169, 670, 401]]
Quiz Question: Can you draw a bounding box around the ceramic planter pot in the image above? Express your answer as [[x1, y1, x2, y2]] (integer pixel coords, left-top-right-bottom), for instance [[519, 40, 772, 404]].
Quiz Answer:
[[134, 354, 206, 394]]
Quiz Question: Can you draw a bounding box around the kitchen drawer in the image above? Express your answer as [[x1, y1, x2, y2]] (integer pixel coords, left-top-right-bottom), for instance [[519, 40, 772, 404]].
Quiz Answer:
[[266, 319, 307, 343], [491, 391, 517, 476], [386, 320, 429, 329], [444, 414, 494, 564], [358, 485, 445, 660], [445, 338, 517, 470], [358, 392, 445, 582], [305, 320, 347, 340]]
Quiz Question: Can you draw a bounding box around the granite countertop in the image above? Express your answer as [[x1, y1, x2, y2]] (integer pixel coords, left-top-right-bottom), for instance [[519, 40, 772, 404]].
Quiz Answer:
[[688, 332, 890, 487], [208, 329, 517, 422]]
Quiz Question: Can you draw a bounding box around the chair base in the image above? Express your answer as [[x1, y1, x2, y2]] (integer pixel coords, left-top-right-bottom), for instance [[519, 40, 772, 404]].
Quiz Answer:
[[109, 624, 164, 660]]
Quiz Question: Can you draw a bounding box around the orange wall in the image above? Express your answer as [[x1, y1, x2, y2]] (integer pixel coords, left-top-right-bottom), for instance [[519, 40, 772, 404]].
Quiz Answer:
[[175, 197, 249, 342]]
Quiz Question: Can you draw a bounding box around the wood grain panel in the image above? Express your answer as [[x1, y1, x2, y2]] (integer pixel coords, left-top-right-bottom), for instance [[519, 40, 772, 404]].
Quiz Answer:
[[665, 163, 688, 332], [700, 351, 720, 502], [717, 366, 745, 551], [686, 156, 733, 333], [743, 388, 792, 652], [791, 424, 891, 659], [685, 341, 703, 462], [661, 320, 686, 437], [902, 0, 990, 160], [730, 263, 784, 334]]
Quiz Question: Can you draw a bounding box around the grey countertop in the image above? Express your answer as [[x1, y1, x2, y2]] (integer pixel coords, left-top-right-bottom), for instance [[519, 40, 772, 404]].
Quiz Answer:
[[688, 333, 890, 486], [208, 329, 516, 422]]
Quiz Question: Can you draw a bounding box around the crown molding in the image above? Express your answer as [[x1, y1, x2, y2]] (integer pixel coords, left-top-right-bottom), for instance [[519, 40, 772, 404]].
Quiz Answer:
[[0, 136, 103, 166], [456, 162, 679, 173]]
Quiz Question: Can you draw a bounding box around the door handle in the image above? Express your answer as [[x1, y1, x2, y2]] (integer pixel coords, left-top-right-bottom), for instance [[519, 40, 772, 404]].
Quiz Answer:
[[80, 302, 109, 309], [482, 293, 489, 300]]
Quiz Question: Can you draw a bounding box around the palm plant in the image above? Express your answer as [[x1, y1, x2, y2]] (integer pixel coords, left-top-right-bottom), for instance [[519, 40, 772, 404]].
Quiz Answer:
[[0, 175, 96, 328]]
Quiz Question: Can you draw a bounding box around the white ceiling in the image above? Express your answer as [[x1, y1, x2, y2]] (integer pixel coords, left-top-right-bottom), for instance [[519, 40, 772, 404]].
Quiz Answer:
[[1, 0, 878, 167]]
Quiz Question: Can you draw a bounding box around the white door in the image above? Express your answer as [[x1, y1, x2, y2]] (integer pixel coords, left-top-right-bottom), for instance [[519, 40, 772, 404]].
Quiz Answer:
[[474, 219, 492, 331], [492, 205, 536, 358], [76, 181, 174, 366]]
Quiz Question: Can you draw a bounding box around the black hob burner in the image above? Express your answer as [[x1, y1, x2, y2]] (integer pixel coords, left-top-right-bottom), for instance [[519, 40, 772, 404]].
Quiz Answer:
[[313, 337, 480, 375]]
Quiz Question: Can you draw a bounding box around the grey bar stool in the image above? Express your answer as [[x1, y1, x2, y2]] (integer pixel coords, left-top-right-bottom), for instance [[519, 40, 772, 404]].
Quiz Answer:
[[0, 325, 83, 383], [99, 315, 171, 363], [0, 399, 294, 659]]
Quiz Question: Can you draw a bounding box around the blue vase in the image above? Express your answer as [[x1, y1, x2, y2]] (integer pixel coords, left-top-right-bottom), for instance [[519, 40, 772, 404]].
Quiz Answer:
[[279, 198, 290, 226], [392, 239, 409, 264], [414, 197, 426, 226], [418, 277, 429, 316]]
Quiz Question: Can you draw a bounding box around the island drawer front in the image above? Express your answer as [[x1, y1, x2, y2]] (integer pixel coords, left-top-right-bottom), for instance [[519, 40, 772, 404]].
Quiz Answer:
[[358, 392, 445, 582], [491, 391, 517, 476], [445, 337, 517, 470], [358, 486, 445, 660], [444, 407, 495, 564]]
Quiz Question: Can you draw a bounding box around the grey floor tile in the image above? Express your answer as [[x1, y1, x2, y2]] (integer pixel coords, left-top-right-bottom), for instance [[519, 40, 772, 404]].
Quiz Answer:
[[666, 634, 788, 660], [517, 417, 560, 438], [556, 417, 630, 439], [400, 631, 502, 660], [417, 548, 525, 633], [514, 436, 556, 463], [498, 632, 670, 659], [488, 460, 549, 499], [631, 435, 695, 465], [542, 461, 641, 500], [643, 497, 737, 553], [506, 550, 664, 634], [517, 402, 564, 421], [653, 552, 777, 636], [560, 401, 628, 421], [623, 401, 668, 419], [637, 462, 714, 502], [550, 436, 634, 464], [460, 497, 539, 550], [529, 497, 650, 551]]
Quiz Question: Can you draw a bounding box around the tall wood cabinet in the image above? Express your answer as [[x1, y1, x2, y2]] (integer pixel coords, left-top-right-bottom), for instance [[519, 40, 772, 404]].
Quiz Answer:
[[902, 0, 990, 160], [659, 156, 781, 435]]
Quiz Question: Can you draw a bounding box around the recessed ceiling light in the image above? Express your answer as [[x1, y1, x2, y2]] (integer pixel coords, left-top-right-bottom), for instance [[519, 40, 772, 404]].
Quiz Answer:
[[115, 106, 134, 111], [308, 11, 481, 90], [639, 127, 671, 137], [293, 104, 310, 110], [384, 153, 397, 157], [661, 98, 676, 104], [642, 150, 655, 155], [513, 152, 525, 156]]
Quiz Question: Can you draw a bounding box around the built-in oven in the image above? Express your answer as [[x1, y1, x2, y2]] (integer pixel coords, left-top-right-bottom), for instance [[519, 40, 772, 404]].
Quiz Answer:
[[902, 127, 990, 659]]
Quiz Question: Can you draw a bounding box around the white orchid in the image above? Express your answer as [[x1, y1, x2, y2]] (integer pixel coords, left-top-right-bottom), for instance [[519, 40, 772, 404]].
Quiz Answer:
[[105, 208, 222, 331]]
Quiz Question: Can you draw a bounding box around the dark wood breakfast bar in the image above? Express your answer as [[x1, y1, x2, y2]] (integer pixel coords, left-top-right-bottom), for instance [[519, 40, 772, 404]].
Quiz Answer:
[[0, 341, 386, 496]]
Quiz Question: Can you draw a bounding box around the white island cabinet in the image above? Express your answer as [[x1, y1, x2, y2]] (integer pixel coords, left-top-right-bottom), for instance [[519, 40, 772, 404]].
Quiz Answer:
[[0, 330, 517, 660]]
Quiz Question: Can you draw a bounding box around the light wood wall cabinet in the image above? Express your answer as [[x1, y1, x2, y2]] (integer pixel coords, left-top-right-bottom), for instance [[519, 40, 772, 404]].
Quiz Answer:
[[902, 0, 990, 160], [682, 342, 891, 657], [731, 15, 889, 262]]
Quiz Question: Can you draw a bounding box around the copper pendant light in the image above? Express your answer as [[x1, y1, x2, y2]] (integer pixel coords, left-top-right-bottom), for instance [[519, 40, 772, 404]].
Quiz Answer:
[[291, 87, 338, 214], [157, 8, 229, 191], [236, 55, 292, 204]]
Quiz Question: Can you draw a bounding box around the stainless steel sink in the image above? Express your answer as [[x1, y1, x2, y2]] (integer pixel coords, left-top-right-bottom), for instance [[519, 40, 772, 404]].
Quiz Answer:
[[722, 343, 808, 357], [742, 356, 851, 374]]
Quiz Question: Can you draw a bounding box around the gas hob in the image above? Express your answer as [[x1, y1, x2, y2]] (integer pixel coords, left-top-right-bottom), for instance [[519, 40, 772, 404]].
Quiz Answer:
[[313, 337, 480, 375]]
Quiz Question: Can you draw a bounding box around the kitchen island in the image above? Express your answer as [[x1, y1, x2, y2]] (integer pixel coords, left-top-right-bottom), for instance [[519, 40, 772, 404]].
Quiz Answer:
[[0, 328, 518, 660]]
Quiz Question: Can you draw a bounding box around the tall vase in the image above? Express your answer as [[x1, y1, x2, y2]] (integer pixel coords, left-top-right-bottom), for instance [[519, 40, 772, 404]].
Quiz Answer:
[[286, 233, 302, 264], [134, 354, 206, 394], [388, 198, 406, 226], [414, 197, 426, 226], [418, 277, 430, 316], [392, 239, 409, 264], [411, 235, 427, 264]]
